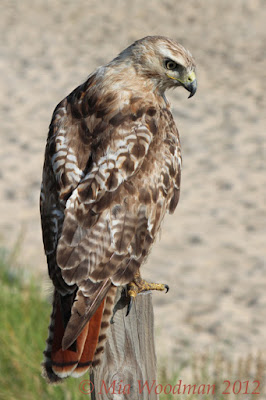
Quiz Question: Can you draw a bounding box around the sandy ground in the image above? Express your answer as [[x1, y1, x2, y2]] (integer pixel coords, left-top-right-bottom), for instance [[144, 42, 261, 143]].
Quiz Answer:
[[0, 0, 265, 380]]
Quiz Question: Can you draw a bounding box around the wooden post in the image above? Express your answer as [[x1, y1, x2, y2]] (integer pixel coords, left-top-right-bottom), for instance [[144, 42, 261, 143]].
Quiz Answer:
[[91, 287, 159, 400]]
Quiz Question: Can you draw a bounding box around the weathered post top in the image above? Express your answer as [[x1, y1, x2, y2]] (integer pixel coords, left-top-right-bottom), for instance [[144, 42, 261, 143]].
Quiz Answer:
[[91, 288, 159, 400]]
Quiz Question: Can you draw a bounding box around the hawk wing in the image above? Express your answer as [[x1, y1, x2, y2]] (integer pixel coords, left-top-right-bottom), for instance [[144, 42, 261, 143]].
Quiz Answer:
[[56, 112, 155, 288], [41, 75, 181, 351]]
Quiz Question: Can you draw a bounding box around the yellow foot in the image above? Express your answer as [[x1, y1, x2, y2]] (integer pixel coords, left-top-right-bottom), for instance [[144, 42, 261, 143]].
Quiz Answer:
[[126, 271, 169, 316]]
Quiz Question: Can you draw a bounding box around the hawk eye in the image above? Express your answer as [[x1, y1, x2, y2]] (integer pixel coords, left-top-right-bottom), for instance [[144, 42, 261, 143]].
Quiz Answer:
[[165, 60, 178, 70]]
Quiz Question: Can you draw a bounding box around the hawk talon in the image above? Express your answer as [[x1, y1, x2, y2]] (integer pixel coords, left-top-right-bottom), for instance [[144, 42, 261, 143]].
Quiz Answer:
[[126, 274, 169, 317], [126, 284, 169, 316], [126, 296, 134, 316]]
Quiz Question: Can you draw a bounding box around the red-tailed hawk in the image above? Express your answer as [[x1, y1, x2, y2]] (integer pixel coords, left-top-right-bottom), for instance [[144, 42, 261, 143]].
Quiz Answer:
[[40, 36, 196, 383]]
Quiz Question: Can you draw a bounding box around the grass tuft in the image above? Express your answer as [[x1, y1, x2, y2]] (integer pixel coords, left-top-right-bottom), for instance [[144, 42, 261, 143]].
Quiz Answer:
[[0, 250, 88, 400], [158, 350, 265, 400]]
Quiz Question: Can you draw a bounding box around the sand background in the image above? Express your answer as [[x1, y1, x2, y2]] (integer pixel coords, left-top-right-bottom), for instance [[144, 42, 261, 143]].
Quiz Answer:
[[0, 0, 265, 378]]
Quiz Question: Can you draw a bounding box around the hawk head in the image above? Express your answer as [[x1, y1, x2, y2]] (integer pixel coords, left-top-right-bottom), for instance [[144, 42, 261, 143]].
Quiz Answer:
[[115, 36, 197, 98]]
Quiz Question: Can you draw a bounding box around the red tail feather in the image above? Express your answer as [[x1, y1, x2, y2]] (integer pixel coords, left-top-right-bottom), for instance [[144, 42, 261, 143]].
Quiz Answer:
[[49, 297, 105, 379], [72, 299, 105, 377], [50, 299, 87, 378], [42, 288, 116, 384]]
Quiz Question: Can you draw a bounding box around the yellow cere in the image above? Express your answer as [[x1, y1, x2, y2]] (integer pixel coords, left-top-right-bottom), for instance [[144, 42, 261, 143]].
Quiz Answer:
[[167, 70, 196, 85]]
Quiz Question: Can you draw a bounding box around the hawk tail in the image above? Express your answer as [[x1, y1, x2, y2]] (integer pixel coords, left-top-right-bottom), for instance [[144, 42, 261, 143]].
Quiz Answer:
[[42, 285, 117, 383]]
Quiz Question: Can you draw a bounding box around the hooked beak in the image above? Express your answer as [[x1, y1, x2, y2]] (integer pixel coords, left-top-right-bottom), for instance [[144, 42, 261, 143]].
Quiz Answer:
[[183, 78, 197, 98], [182, 70, 197, 98]]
